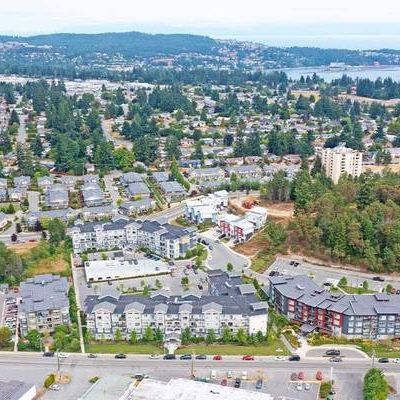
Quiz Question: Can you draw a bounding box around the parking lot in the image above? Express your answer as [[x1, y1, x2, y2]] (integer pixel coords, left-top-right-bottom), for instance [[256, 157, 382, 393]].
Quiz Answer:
[[264, 257, 400, 293], [0, 291, 18, 338]]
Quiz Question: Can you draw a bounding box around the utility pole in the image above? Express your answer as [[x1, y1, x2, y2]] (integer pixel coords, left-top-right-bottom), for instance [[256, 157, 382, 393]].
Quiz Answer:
[[191, 349, 195, 379], [56, 349, 60, 379]]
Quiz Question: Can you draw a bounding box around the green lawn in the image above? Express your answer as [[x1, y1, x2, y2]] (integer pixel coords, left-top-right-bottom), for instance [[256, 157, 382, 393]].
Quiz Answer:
[[340, 285, 375, 295], [86, 342, 162, 354], [175, 340, 289, 356], [86, 339, 289, 356]]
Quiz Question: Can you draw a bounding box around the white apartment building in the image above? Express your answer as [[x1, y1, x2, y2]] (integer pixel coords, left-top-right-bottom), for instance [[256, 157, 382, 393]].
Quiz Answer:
[[321, 145, 362, 184], [70, 217, 197, 259], [84, 270, 268, 340], [185, 190, 228, 224]]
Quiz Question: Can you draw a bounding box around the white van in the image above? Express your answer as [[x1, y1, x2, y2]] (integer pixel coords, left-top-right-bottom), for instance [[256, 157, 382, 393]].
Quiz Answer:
[[210, 370, 217, 380]]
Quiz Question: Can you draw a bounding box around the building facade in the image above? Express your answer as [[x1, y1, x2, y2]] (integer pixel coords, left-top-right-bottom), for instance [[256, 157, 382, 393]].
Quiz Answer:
[[70, 217, 197, 259], [267, 274, 400, 339], [84, 270, 268, 340], [18, 274, 70, 337], [321, 145, 362, 184]]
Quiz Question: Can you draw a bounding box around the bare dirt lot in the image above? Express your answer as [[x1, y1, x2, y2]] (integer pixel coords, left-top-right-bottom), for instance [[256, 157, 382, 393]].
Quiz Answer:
[[363, 164, 400, 174], [9, 241, 40, 254]]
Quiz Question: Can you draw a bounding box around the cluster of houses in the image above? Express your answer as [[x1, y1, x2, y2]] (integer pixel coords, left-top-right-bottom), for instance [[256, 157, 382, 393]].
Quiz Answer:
[[185, 190, 268, 242]]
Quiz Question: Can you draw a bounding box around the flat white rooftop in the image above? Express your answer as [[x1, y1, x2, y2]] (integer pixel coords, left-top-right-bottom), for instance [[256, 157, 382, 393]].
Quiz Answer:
[[84, 258, 170, 282], [78, 375, 135, 400], [132, 378, 275, 400]]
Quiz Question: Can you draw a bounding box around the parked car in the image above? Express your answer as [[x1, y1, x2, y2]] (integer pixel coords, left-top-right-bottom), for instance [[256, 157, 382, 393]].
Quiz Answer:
[[297, 371, 305, 380], [210, 370, 217, 380], [255, 379, 263, 390], [213, 355, 222, 361], [329, 357, 342, 362], [325, 349, 340, 356], [115, 353, 127, 359], [87, 353, 97, 358], [195, 354, 207, 360], [43, 351, 55, 357], [393, 358, 400, 363], [227, 370, 233, 378], [373, 276, 385, 282], [134, 373, 149, 381], [274, 356, 286, 361], [289, 355, 300, 361], [57, 352, 69, 358], [290, 372, 297, 381], [163, 354, 176, 360], [221, 379, 227, 386], [180, 354, 192, 360], [296, 382, 303, 391], [316, 371, 323, 381], [304, 383, 311, 391], [234, 378, 241, 388], [48, 384, 61, 391], [241, 371, 247, 380], [242, 355, 254, 361], [149, 354, 160, 359], [378, 358, 389, 363]]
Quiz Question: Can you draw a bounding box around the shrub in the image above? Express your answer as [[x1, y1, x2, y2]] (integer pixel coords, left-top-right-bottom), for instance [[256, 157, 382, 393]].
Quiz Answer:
[[319, 381, 332, 398], [44, 374, 55, 388], [89, 376, 99, 384]]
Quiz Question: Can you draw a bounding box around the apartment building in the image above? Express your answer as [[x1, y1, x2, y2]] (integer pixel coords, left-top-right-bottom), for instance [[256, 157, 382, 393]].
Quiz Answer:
[[321, 145, 362, 184], [188, 167, 225, 183], [84, 270, 268, 340], [18, 274, 70, 337], [267, 274, 400, 339], [70, 217, 197, 259]]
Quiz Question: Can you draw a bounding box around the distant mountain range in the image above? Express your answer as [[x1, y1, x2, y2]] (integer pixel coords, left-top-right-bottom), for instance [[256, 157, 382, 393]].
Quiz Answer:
[[0, 31, 218, 57]]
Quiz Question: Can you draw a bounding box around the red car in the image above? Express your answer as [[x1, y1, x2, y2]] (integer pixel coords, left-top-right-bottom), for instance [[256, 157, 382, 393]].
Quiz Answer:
[[298, 371, 305, 380], [213, 355, 222, 361], [221, 379, 227, 386], [316, 371, 323, 381], [242, 355, 254, 361]]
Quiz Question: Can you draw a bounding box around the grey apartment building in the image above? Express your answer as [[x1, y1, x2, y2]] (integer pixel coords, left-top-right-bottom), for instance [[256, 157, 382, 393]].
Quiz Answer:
[[18, 274, 70, 337], [266, 274, 400, 339], [84, 270, 268, 340], [70, 217, 197, 259]]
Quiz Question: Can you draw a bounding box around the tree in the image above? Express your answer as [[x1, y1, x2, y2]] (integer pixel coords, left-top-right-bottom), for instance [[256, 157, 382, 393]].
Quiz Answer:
[[165, 135, 182, 160], [0, 326, 12, 348], [154, 328, 163, 342], [129, 330, 138, 344], [221, 326, 232, 344], [114, 328, 123, 342], [181, 276, 189, 286], [26, 329, 41, 351], [113, 147, 135, 171], [30, 135, 43, 157], [236, 328, 248, 345], [338, 277, 348, 287], [363, 368, 389, 400], [48, 218, 66, 245], [226, 262, 233, 272], [143, 326, 154, 342], [206, 329, 216, 344], [362, 281, 369, 291], [181, 327, 192, 344], [191, 141, 204, 162], [9, 109, 20, 126]]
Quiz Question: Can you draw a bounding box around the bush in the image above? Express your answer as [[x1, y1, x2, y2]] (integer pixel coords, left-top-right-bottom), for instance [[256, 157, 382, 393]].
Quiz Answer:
[[319, 381, 332, 398], [89, 376, 99, 384], [363, 368, 389, 400], [44, 374, 55, 388]]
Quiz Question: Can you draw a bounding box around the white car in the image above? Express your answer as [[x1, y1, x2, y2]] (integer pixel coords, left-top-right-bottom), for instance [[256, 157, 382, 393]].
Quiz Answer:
[[57, 353, 69, 358], [304, 383, 311, 391], [49, 384, 61, 391], [274, 356, 286, 361], [393, 358, 400, 363], [149, 354, 160, 359], [241, 371, 248, 380], [227, 370, 233, 378], [296, 383, 303, 391]]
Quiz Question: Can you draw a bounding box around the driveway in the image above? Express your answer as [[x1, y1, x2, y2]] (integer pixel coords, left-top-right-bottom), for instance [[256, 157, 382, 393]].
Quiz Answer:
[[103, 171, 122, 207], [28, 191, 40, 212]]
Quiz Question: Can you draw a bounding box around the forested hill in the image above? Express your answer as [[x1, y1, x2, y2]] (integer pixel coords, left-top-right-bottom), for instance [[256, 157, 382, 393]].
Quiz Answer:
[[0, 31, 218, 57]]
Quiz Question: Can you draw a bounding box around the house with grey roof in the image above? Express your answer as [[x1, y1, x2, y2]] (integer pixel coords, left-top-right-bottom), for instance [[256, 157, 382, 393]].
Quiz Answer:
[[8, 187, 27, 202], [0, 188, 8, 202], [26, 208, 75, 227], [226, 164, 263, 181], [152, 171, 169, 184], [80, 205, 118, 221], [18, 274, 70, 336], [0, 212, 11, 230], [158, 181, 186, 202], [119, 198, 155, 216], [60, 175, 78, 190], [267, 274, 400, 339], [37, 176, 54, 192], [126, 182, 150, 198], [84, 270, 268, 340], [120, 172, 144, 185], [14, 176, 31, 188], [188, 167, 225, 183], [0, 178, 7, 189], [81, 182, 106, 207], [46, 184, 69, 209]]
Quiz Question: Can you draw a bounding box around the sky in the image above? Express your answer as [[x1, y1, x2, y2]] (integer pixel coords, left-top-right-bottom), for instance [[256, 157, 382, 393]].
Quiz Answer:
[[2, 0, 400, 48]]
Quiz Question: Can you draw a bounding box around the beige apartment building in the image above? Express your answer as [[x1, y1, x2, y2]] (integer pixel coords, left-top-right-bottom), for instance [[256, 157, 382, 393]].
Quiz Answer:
[[321, 145, 362, 184]]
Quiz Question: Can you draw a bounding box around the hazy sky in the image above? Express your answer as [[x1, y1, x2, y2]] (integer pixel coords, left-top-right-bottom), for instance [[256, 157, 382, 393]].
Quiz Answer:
[[2, 0, 400, 48]]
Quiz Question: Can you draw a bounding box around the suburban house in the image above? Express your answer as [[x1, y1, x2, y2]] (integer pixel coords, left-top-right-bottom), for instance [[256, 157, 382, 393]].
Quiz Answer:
[[119, 198, 155, 216], [37, 176, 54, 192], [226, 164, 263, 181], [158, 181, 186, 202], [126, 182, 151, 198], [81, 182, 106, 207], [14, 176, 31, 189], [46, 184, 69, 210], [188, 167, 225, 183], [8, 187, 27, 202], [120, 172, 144, 185]]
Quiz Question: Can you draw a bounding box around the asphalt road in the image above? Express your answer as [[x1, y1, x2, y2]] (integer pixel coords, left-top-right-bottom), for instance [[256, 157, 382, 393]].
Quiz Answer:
[[0, 353, 395, 400]]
